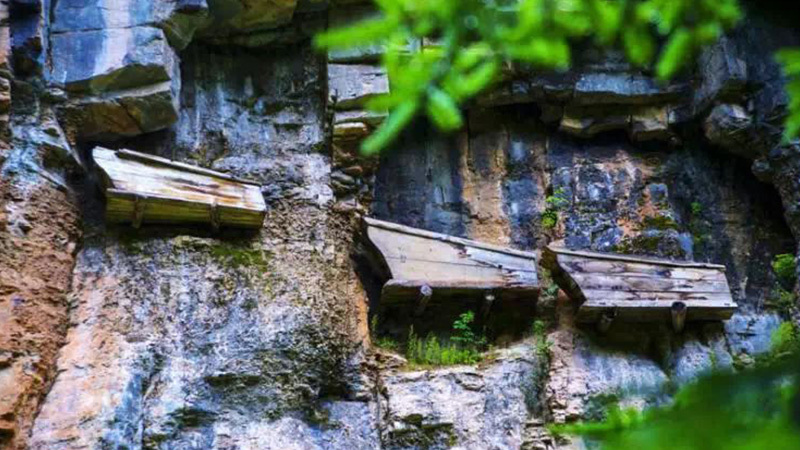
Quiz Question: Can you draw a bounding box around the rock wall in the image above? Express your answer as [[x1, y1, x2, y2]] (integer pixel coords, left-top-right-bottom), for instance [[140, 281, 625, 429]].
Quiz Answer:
[[0, 1, 798, 449]]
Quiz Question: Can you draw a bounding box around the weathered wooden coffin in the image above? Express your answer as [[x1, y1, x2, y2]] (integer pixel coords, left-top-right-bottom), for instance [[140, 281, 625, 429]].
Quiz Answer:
[[364, 217, 539, 308], [94, 147, 266, 229], [543, 243, 737, 328]]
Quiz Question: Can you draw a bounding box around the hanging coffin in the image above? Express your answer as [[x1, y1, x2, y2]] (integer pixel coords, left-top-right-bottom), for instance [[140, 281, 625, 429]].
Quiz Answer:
[[364, 217, 539, 312], [543, 243, 737, 331], [94, 147, 266, 229]]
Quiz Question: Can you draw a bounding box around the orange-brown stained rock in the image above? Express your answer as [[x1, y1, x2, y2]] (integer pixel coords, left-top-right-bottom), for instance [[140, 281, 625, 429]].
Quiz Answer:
[[460, 118, 511, 247], [0, 180, 81, 450]]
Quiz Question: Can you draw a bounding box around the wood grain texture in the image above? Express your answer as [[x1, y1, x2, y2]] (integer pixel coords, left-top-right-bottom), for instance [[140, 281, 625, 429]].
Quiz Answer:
[[94, 147, 266, 229], [365, 217, 539, 304], [544, 243, 737, 324]]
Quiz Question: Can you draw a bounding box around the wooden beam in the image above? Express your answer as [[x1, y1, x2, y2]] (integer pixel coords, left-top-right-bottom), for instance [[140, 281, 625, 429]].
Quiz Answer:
[[132, 195, 146, 229], [414, 284, 433, 316], [116, 149, 260, 186], [209, 198, 221, 232], [597, 308, 617, 333], [482, 292, 496, 317], [671, 301, 687, 333]]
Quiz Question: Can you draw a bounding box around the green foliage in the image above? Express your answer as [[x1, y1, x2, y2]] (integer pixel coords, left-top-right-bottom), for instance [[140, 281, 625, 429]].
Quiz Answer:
[[371, 315, 400, 351], [777, 49, 800, 142], [687, 201, 711, 252], [772, 253, 797, 290], [766, 286, 796, 315], [450, 311, 487, 348], [554, 358, 800, 450], [531, 319, 552, 360], [542, 187, 569, 230], [406, 312, 487, 367], [210, 243, 270, 270], [541, 211, 558, 230], [641, 215, 678, 231], [765, 322, 800, 363], [316, 0, 743, 153]]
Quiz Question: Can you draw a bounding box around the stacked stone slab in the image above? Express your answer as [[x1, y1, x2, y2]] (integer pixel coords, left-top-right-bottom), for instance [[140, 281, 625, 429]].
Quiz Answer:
[[326, 3, 389, 212]]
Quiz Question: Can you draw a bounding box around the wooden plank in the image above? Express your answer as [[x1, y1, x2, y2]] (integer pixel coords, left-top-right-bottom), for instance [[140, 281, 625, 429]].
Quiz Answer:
[[95, 148, 266, 228], [382, 279, 538, 304], [367, 219, 538, 286], [579, 289, 734, 303], [578, 300, 736, 322], [380, 258, 532, 285], [549, 245, 726, 269], [570, 272, 730, 293], [116, 149, 260, 185], [365, 217, 540, 260], [558, 255, 727, 281]]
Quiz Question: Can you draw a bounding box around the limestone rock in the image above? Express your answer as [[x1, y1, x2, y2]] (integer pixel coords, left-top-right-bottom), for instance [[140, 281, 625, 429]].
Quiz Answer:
[[9, 0, 45, 77], [58, 82, 179, 140], [572, 73, 685, 106], [328, 5, 384, 63], [695, 35, 747, 108], [201, 0, 298, 37], [629, 107, 671, 142], [50, 27, 176, 93], [703, 103, 757, 159], [381, 346, 542, 449], [328, 64, 389, 110], [52, 0, 209, 50], [559, 106, 629, 138], [0, 178, 81, 450]]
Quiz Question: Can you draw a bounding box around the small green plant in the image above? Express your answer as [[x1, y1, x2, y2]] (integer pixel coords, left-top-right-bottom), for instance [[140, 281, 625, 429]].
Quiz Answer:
[[451, 311, 486, 348], [531, 320, 552, 360], [641, 215, 678, 231], [766, 285, 796, 315], [772, 253, 797, 290], [769, 322, 800, 360], [687, 201, 711, 252], [754, 322, 800, 368], [371, 315, 400, 351], [405, 312, 487, 367], [542, 188, 569, 230]]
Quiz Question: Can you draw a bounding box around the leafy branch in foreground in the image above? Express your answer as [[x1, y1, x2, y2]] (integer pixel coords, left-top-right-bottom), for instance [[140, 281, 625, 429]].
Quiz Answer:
[[777, 49, 800, 142], [553, 327, 800, 450], [316, 0, 742, 154]]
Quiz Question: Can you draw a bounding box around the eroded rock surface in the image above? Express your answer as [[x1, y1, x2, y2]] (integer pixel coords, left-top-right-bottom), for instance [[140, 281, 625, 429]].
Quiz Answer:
[[0, 1, 798, 450]]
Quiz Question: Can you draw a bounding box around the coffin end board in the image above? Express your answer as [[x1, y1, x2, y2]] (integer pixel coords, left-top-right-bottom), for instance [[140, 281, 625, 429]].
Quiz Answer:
[[364, 218, 540, 310], [545, 243, 738, 326], [94, 147, 267, 229]]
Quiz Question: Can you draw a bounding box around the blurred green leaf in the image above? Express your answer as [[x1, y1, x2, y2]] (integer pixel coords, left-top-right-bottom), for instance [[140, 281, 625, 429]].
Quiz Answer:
[[314, 17, 396, 49], [361, 100, 418, 155], [623, 27, 656, 67], [426, 88, 463, 131], [317, 0, 749, 153], [656, 28, 691, 80]]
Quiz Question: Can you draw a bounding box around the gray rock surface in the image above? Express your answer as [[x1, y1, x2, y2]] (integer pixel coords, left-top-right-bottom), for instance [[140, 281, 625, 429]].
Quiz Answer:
[[0, 2, 798, 450], [381, 345, 544, 450]]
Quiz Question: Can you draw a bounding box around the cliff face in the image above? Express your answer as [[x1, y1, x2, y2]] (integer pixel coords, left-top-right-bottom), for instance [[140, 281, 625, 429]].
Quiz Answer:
[[0, 1, 798, 449]]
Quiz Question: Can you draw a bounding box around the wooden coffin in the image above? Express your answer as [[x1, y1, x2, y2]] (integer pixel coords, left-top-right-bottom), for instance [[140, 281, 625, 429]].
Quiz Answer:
[[94, 148, 266, 229], [364, 217, 539, 309], [543, 243, 737, 329]]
